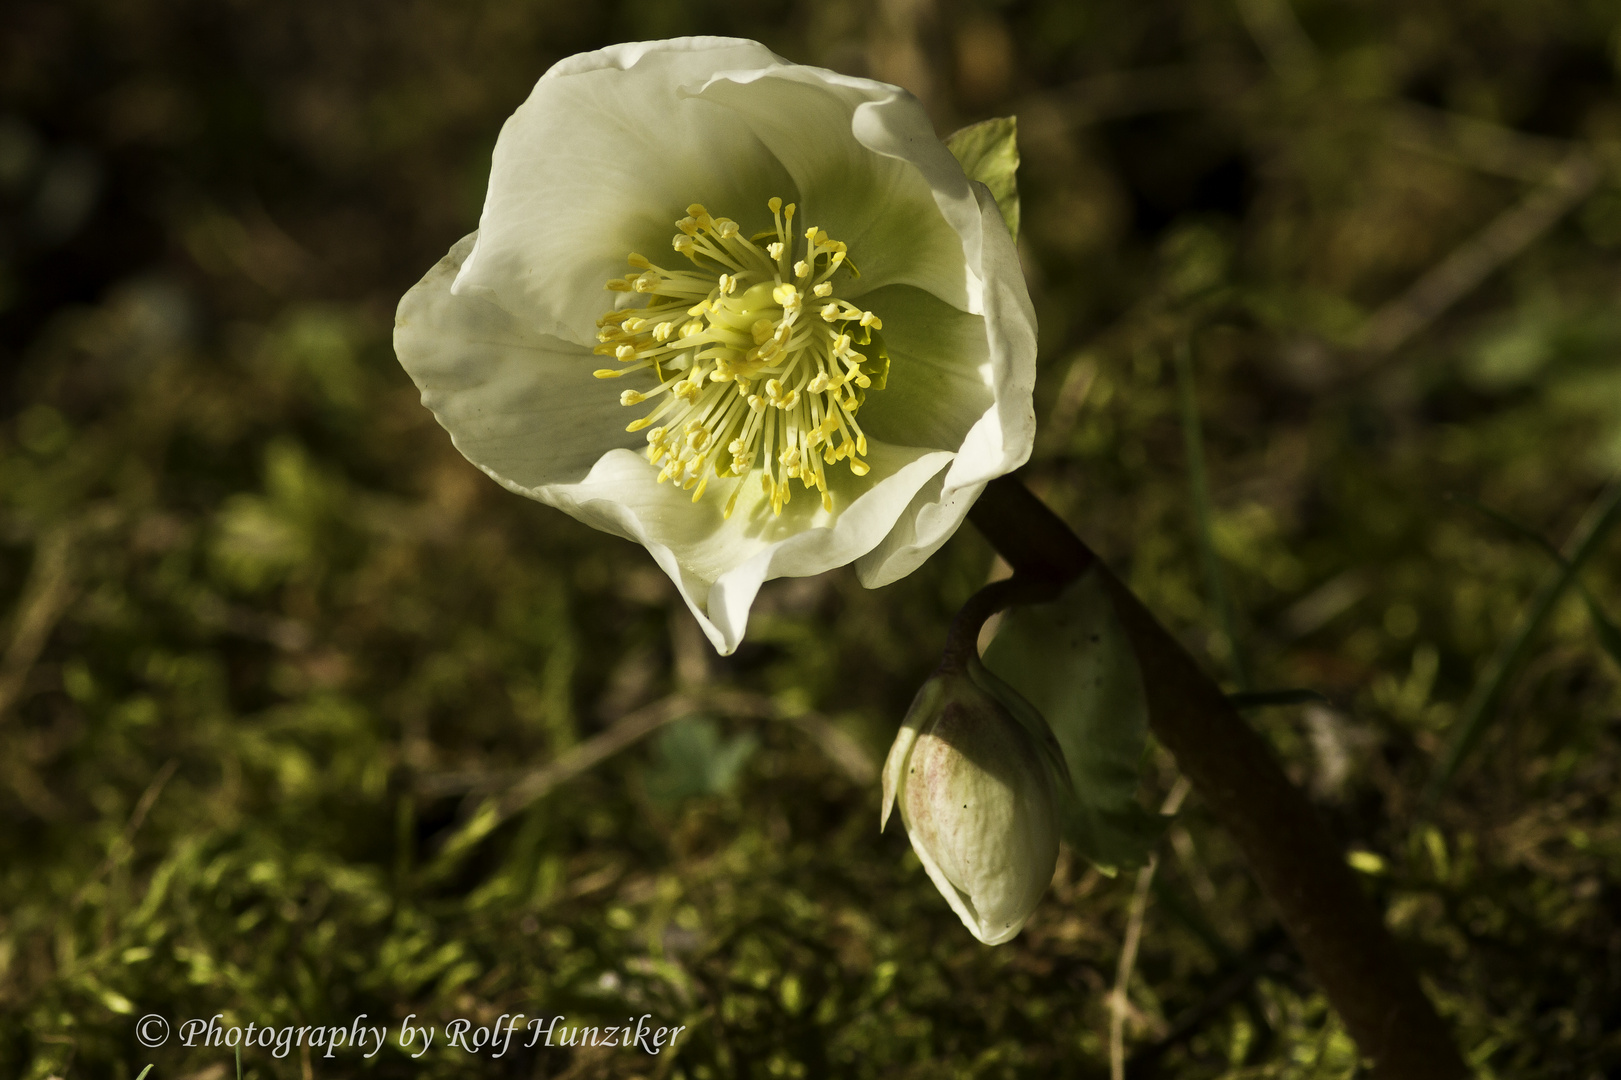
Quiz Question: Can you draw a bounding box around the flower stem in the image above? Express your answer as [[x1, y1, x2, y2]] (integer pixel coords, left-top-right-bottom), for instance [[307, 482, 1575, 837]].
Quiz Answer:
[[939, 573, 1069, 672], [967, 475, 1466, 1080]]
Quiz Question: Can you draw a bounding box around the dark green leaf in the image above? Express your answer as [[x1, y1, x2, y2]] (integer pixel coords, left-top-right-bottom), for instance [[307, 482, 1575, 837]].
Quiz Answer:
[[982, 567, 1163, 874]]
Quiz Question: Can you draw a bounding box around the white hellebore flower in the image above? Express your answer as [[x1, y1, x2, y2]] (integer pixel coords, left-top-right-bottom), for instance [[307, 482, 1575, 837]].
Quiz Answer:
[[395, 37, 1036, 654], [882, 659, 1066, 945]]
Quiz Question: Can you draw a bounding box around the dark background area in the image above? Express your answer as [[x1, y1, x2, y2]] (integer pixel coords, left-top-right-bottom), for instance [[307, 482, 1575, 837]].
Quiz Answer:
[[2, 0, 1620, 1076]]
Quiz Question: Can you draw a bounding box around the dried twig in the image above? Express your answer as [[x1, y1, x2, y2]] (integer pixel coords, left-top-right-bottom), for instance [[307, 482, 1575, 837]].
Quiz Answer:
[[0, 527, 78, 725], [1387, 104, 1574, 183], [1110, 778, 1192, 1080], [1234, 0, 1318, 83], [72, 759, 180, 908], [1358, 151, 1601, 360], [419, 687, 876, 826]]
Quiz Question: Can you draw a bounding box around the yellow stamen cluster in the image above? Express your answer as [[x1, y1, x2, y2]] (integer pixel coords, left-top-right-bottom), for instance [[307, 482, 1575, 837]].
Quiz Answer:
[[594, 198, 885, 518]]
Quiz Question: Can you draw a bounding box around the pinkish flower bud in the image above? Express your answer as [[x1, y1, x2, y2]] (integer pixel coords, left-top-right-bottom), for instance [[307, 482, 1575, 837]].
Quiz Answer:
[[881, 659, 1066, 944]]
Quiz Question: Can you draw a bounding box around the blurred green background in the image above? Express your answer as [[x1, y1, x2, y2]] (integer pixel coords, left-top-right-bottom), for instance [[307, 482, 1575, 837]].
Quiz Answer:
[[3, 0, 1620, 1076]]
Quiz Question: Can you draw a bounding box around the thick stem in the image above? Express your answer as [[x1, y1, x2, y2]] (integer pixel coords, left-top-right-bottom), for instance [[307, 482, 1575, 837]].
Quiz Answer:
[[968, 476, 1466, 1080]]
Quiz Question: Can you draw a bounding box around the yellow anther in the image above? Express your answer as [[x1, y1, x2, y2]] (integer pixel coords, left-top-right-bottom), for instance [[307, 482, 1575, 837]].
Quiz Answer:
[[599, 196, 880, 515], [593, 369, 622, 379]]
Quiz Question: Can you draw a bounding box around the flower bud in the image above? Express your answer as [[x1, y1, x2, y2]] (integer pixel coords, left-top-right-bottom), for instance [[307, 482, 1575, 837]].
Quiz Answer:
[[881, 659, 1067, 945]]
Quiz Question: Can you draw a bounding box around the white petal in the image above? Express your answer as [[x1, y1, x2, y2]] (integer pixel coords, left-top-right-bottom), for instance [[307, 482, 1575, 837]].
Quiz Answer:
[[695, 67, 974, 308], [855, 182, 1037, 588], [455, 38, 796, 347], [539, 444, 955, 655], [936, 182, 1038, 492], [395, 232, 630, 487], [855, 473, 984, 589], [855, 283, 993, 452]]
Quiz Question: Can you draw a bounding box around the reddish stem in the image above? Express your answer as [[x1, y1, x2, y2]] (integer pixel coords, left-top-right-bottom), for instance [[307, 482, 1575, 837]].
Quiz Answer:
[[968, 476, 1466, 1080]]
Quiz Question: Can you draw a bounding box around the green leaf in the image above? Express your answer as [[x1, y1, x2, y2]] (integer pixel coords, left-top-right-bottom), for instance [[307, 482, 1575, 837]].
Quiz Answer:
[[644, 715, 758, 803], [945, 116, 1020, 241], [981, 567, 1163, 874]]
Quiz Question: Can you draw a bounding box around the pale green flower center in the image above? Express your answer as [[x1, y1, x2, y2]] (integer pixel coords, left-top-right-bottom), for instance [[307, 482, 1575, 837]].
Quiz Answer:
[[594, 198, 887, 518]]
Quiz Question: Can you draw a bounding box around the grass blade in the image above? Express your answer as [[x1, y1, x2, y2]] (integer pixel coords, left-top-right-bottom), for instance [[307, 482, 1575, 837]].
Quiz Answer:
[[1451, 492, 1621, 672], [1173, 338, 1250, 690], [1426, 477, 1621, 809]]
